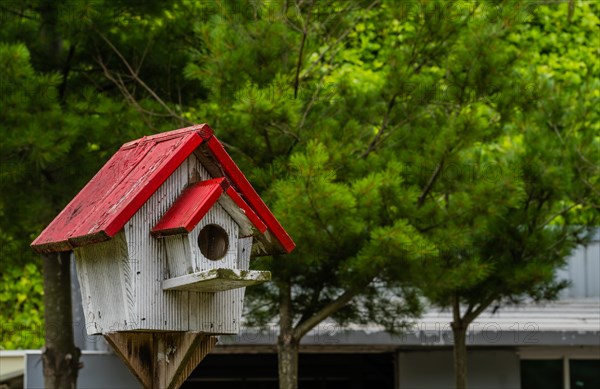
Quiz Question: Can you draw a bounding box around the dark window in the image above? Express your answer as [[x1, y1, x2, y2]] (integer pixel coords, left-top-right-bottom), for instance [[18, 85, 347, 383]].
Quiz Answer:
[[570, 359, 600, 388], [521, 360, 563, 389]]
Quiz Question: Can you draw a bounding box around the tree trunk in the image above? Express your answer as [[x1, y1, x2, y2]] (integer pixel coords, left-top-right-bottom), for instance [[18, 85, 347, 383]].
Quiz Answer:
[[451, 293, 468, 389], [42, 252, 81, 389], [39, 0, 62, 71], [451, 322, 468, 389], [38, 3, 80, 385], [278, 332, 300, 389], [451, 314, 470, 389], [278, 280, 299, 389]]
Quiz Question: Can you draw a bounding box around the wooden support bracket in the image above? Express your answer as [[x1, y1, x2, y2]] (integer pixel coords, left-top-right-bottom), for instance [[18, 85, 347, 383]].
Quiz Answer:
[[104, 332, 217, 389]]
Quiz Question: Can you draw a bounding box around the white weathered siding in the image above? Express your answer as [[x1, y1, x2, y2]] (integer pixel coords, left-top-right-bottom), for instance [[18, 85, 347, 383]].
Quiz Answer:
[[164, 234, 193, 278], [188, 202, 239, 271], [124, 155, 201, 331], [74, 231, 131, 334], [119, 153, 248, 333], [237, 236, 252, 271], [189, 237, 252, 334]]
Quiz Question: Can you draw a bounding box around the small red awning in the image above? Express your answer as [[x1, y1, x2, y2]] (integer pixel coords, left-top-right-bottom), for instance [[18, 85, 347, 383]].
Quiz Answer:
[[151, 178, 267, 237]]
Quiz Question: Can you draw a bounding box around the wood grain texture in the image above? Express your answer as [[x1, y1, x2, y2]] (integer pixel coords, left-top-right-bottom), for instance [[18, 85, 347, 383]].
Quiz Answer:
[[32, 127, 207, 253], [168, 334, 217, 389], [237, 236, 253, 271], [61, 126, 292, 338], [73, 231, 130, 334], [123, 154, 244, 333], [164, 235, 193, 278], [104, 332, 216, 389], [104, 332, 154, 388], [219, 187, 267, 236], [125, 156, 194, 332]]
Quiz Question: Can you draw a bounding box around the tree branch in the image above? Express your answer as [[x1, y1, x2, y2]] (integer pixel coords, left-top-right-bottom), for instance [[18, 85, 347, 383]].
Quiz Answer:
[[297, 283, 324, 325], [96, 55, 157, 131], [293, 4, 311, 99], [537, 202, 581, 229], [58, 44, 76, 103], [417, 158, 444, 208], [360, 94, 397, 158], [96, 31, 192, 126], [305, 182, 337, 243], [463, 298, 495, 325], [0, 5, 37, 20], [293, 287, 363, 339], [453, 294, 461, 319]]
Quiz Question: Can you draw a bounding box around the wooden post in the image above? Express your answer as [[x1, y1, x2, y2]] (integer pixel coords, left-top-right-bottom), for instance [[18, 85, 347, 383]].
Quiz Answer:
[[42, 251, 82, 389], [104, 332, 216, 389]]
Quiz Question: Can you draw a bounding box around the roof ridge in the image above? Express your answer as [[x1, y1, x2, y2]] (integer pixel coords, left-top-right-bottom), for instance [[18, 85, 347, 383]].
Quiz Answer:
[[121, 124, 213, 149]]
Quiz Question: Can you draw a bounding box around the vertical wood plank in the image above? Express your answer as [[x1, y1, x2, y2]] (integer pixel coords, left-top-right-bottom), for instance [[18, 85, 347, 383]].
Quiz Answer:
[[164, 235, 193, 277], [104, 332, 154, 388], [104, 332, 217, 389], [126, 156, 192, 331], [74, 231, 129, 333], [74, 249, 98, 334], [168, 335, 217, 389], [238, 237, 253, 270]]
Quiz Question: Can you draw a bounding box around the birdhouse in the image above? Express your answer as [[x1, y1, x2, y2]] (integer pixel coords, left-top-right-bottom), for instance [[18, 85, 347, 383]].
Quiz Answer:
[[31, 124, 295, 336]]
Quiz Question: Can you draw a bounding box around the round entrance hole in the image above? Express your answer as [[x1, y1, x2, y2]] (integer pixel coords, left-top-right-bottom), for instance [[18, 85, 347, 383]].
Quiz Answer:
[[198, 224, 229, 260]]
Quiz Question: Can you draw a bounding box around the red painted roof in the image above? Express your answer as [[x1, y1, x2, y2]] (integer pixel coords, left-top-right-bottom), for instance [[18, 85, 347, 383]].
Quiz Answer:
[[223, 186, 268, 235], [31, 124, 295, 254]]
